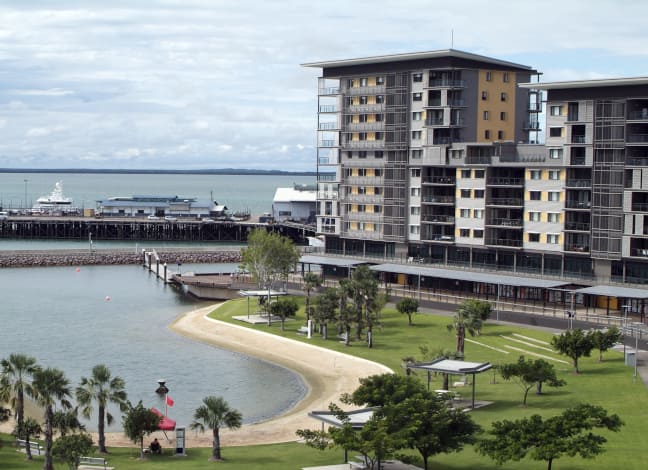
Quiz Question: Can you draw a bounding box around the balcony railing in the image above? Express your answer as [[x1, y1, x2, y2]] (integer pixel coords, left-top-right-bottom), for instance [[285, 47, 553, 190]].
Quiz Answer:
[[627, 134, 648, 143], [344, 194, 383, 204], [488, 197, 523, 206], [343, 230, 383, 240], [632, 248, 648, 257], [628, 110, 648, 120], [448, 99, 466, 107], [486, 238, 523, 248], [345, 176, 385, 185], [565, 179, 591, 188], [346, 85, 386, 96], [466, 156, 492, 164], [317, 191, 339, 200], [428, 79, 465, 88], [319, 140, 337, 147], [426, 99, 442, 107], [565, 245, 589, 253], [565, 200, 591, 209], [425, 117, 444, 126], [345, 122, 384, 132], [422, 176, 455, 184], [488, 218, 522, 227], [523, 121, 541, 130], [341, 141, 384, 149], [631, 203, 648, 211], [319, 105, 338, 113], [565, 222, 590, 231], [487, 177, 523, 186], [570, 156, 587, 165], [318, 87, 340, 96], [345, 103, 385, 113], [318, 122, 339, 130], [571, 135, 586, 144], [423, 234, 455, 242], [345, 212, 383, 222], [421, 215, 455, 223], [626, 157, 648, 166], [421, 195, 455, 204]]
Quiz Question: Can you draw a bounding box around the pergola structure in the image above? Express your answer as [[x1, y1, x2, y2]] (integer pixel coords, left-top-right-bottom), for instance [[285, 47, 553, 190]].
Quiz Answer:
[[406, 358, 492, 409], [238, 289, 288, 318]]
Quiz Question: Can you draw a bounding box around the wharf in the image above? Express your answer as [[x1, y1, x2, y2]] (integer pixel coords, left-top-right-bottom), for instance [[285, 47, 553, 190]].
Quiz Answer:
[[0, 216, 314, 243]]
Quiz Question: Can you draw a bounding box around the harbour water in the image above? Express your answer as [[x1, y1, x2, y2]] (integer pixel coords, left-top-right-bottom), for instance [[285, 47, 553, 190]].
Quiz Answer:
[[0, 172, 314, 431]]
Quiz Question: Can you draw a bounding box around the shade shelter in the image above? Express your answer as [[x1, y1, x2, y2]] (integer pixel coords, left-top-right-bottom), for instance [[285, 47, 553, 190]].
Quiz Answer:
[[238, 289, 288, 318], [309, 407, 377, 431], [406, 358, 492, 409]]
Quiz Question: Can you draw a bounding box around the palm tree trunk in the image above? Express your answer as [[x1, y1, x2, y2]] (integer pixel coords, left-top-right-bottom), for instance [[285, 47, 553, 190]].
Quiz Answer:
[[16, 390, 24, 432], [457, 325, 465, 356], [98, 405, 107, 453], [212, 428, 222, 460], [24, 431, 32, 460], [44, 406, 54, 470]]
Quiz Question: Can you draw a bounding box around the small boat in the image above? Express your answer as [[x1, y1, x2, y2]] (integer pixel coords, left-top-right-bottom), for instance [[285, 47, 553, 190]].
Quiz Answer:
[[32, 181, 78, 214]]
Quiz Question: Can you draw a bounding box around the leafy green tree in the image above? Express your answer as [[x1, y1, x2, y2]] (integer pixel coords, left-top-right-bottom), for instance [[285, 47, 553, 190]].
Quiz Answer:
[[77, 364, 128, 453], [447, 300, 484, 357], [348, 265, 381, 344], [189, 396, 243, 461], [337, 279, 355, 346], [0, 353, 40, 435], [499, 356, 566, 405], [18, 417, 41, 461], [52, 408, 85, 437], [240, 228, 300, 290], [313, 287, 338, 339], [267, 296, 300, 331], [396, 298, 419, 326], [122, 400, 162, 458], [342, 374, 427, 408], [590, 327, 623, 362], [551, 328, 595, 373], [52, 433, 94, 470], [32, 367, 73, 470], [302, 272, 322, 322], [477, 403, 623, 470]]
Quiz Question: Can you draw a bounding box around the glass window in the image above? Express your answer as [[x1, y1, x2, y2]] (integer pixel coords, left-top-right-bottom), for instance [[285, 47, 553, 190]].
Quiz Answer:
[[530, 170, 541, 180], [375, 151, 384, 159], [413, 92, 423, 101], [410, 206, 420, 215], [460, 189, 471, 198], [474, 169, 485, 178], [376, 76, 384, 85], [413, 73, 423, 82], [549, 127, 563, 137], [528, 233, 540, 242], [412, 112, 422, 121], [500, 92, 507, 101], [497, 130, 504, 140], [503, 72, 509, 83], [473, 229, 484, 238], [484, 130, 491, 139], [411, 168, 421, 177], [549, 148, 563, 159], [550, 105, 562, 116], [409, 225, 420, 234], [529, 191, 541, 200], [376, 95, 384, 104], [412, 130, 422, 140], [410, 187, 420, 197], [460, 228, 471, 237], [474, 209, 484, 219], [460, 209, 471, 218], [411, 149, 422, 159], [483, 111, 489, 120], [548, 170, 560, 180], [485, 71, 492, 81], [547, 234, 559, 244], [481, 91, 488, 100], [548, 191, 560, 201], [500, 111, 506, 121], [474, 189, 485, 198], [461, 169, 471, 178], [548, 213, 560, 223], [528, 211, 540, 222]]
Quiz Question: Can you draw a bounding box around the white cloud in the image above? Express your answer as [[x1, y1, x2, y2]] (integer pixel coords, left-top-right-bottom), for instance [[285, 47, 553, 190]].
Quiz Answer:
[[0, 0, 647, 170]]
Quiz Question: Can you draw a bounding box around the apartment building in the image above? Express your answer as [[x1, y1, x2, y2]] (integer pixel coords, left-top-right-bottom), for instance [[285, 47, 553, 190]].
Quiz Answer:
[[303, 50, 648, 285]]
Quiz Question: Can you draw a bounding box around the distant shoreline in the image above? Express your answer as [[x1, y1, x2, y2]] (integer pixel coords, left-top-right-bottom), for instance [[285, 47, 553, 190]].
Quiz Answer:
[[0, 168, 320, 176]]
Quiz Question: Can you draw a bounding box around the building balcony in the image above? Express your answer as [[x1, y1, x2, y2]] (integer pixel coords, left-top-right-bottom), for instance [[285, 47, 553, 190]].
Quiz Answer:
[[627, 134, 648, 144], [565, 179, 591, 188], [345, 122, 384, 132], [422, 176, 455, 185], [421, 195, 455, 204], [571, 135, 587, 144], [343, 194, 383, 204], [427, 79, 465, 88], [345, 103, 385, 113], [466, 156, 492, 165], [345, 176, 384, 185], [632, 248, 648, 257], [344, 212, 383, 222], [487, 177, 523, 186], [487, 197, 524, 207], [626, 157, 648, 166], [425, 117, 445, 126], [565, 200, 591, 209], [346, 85, 386, 96], [628, 110, 648, 120], [565, 245, 589, 253], [319, 139, 337, 148], [631, 203, 648, 212], [317, 191, 339, 200], [318, 86, 340, 96], [487, 218, 523, 227], [421, 215, 455, 223], [341, 141, 384, 149], [423, 234, 455, 242], [486, 238, 523, 248], [528, 102, 542, 112], [319, 105, 338, 113], [343, 229, 383, 240], [523, 121, 541, 130], [426, 99, 442, 107], [564, 222, 590, 231], [318, 122, 339, 131]]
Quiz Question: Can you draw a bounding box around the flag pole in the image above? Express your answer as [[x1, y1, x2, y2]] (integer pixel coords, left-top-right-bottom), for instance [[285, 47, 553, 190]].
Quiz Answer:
[[165, 391, 168, 417]]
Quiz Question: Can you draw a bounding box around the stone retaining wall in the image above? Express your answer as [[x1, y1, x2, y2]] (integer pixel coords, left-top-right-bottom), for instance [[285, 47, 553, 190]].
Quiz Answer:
[[0, 250, 242, 268]]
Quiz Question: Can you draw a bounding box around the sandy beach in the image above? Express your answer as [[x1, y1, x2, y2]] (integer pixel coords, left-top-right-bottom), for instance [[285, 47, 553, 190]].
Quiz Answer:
[[2, 303, 392, 448]]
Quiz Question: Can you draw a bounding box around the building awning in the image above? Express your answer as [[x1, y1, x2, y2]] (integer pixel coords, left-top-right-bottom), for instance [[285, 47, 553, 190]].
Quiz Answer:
[[309, 407, 377, 430], [299, 255, 368, 268], [369, 263, 567, 289], [575, 285, 648, 299]]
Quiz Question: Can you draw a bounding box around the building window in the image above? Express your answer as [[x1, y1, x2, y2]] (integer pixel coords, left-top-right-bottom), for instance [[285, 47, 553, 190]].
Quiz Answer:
[[530, 170, 541, 180], [360, 78, 368, 87], [528, 233, 540, 242], [503, 72, 509, 83], [411, 149, 422, 159], [500, 92, 507, 102], [474, 209, 484, 219], [547, 234, 559, 244], [548, 170, 560, 180], [484, 130, 491, 139], [358, 132, 367, 141], [460, 189, 471, 198], [374, 169, 382, 177], [474, 189, 485, 198], [375, 114, 384, 122], [481, 91, 488, 100], [376, 76, 384, 85], [485, 71, 492, 81], [374, 132, 383, 140], [412, 111, 422, 121], [473, 229, 484, 238], [528, 211, 541, 222], [359, 96, 368, 105], [460, 228, 471, 237], [412, 130, 422, 140], [549, 148, 563, 159], [413, 92, 423, 101], [497, 130, 504, 140], [549, 127, 563, 137], [483, 111, 490, 120], [461, 169, 471, 178], [410, 187, 420, 197], [548, 191, 560, 201], [410, 225, 420, 235], [358, 151, 367, 158], [374, 187, 382, 195], [410, 206, 420, 215], [410, 168, 421, 177], [550, 105, 562, 116], [450, 149, 463, 159], [460, 208, 471, 218], [375, 151, 384, 158], [500, 111, 506, 121], [413, 73, 423, 82], [376, 95, 384, 104], [548, 212, 560, 223], [474, 169, 485, 178], [529, 191, 541, 200]]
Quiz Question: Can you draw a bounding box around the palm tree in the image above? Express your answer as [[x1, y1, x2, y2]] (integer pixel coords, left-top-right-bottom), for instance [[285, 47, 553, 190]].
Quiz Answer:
[[19, 417, 42, 461], [447, 301, 483, 357], [302, 272, 322, 322], [76, 364, 128, 453], [52, 407, 85, 437], [189, 396, 242, 461], [0, 353, 40, 435], [32, 367, 72, 470]]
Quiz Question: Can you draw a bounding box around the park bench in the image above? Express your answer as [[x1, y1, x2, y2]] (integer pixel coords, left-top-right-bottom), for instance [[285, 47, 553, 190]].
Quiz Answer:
[[78, 456, 108, 469], [16, 439, 44, 455]]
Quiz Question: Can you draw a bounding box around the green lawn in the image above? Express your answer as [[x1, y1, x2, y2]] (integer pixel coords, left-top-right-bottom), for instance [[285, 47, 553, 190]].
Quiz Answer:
[[2, 297, 647, 469]]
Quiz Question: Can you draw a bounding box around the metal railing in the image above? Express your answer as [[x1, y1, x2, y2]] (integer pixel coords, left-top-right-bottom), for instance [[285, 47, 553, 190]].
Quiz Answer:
[[421, 215, 455, 223], [488, 198, 523, 206], [421, 195, 455, 203], [422, 176, 455, 184], [486, 238, 523, 247], [564, 222, 590, 231], [565, 179, 591, 187], [487, 177, 523, 186], [488, 218, 522, 227]]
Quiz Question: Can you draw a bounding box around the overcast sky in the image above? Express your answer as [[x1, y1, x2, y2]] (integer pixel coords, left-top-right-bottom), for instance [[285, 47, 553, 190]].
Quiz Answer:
[[1, 0, 647, 171]]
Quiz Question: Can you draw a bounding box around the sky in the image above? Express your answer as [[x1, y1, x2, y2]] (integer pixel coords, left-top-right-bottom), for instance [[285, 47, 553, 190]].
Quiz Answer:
[[1, 0, 648, 172]]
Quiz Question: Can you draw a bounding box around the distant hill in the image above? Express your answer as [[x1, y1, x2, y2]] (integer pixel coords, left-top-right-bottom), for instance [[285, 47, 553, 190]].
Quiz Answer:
[[0, 168, 321, 176]]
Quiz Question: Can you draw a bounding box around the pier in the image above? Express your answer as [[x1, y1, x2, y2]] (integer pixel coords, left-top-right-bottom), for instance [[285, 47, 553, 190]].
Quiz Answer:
[[0, 216, 315, 243]]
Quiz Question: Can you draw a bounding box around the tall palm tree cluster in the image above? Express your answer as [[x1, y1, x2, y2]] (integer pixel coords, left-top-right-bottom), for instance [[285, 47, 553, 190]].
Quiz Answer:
[[1, 353, 243, 467]]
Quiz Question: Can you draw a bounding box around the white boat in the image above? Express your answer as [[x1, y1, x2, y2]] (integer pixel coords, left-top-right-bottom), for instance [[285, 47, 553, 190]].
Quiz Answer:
[[32, 181, 78, 214]]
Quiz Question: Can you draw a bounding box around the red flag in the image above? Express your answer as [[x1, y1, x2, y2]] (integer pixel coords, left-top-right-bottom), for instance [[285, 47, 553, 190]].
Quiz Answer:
[[166, 396, 174, 407]]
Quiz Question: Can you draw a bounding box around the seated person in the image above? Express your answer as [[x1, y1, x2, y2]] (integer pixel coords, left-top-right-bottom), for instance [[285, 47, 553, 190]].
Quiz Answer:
[[149, 438, 161, 454]]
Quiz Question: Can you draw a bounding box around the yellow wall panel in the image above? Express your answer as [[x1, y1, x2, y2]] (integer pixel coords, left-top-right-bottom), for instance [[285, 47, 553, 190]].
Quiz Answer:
[[368, 77, 376, 86]]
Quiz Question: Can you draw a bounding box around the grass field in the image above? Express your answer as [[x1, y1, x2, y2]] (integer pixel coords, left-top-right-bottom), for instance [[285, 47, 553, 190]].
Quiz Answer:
[[2, 297, 647, 469]]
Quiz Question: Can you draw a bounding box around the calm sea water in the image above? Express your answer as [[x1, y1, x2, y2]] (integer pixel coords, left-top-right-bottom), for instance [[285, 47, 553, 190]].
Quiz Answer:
[[0, 172, 313, 431], [0, 172, 314, 216]]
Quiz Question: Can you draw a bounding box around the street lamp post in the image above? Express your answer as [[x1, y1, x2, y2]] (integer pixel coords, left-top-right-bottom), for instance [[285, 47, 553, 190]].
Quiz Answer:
[[23, 179, 28, 210], [622, 304, 631, 359]]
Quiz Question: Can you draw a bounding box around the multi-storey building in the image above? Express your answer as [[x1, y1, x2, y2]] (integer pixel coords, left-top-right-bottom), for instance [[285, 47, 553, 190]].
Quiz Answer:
[[303, 49, 648, 285]]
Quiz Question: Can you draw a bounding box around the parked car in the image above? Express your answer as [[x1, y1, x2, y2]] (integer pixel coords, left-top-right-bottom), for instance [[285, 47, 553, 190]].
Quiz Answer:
[[201, 217, 215, 223], [147, 215, 160, 220], [164, 216, 178, 221]]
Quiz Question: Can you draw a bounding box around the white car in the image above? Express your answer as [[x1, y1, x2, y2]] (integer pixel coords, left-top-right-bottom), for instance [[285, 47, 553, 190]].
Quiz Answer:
[[164, 216, 178, 221], [201, 217, 215, 223], [147, 215, 160, 220]]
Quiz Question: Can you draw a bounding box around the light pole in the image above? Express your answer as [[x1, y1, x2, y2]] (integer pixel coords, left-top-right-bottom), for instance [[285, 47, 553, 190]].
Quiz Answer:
[[622, 304, 631, 359], [23, 179, 28, 210]]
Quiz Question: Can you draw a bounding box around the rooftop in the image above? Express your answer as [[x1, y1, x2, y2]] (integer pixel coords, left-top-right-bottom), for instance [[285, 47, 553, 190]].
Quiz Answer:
[[520, 76, 648, 90]]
